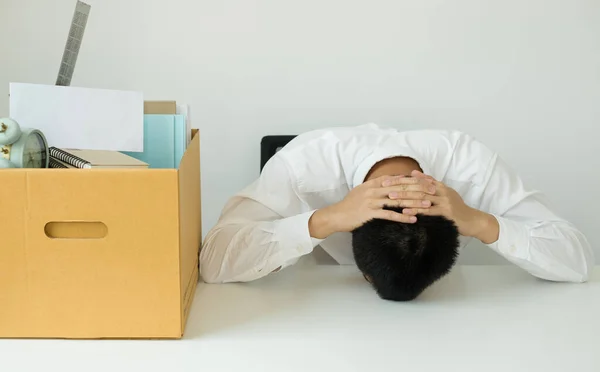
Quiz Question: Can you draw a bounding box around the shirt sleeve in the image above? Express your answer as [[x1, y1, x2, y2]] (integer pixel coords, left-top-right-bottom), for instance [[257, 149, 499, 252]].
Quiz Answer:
[[478, 154, 594, 283], [199, 156, 324, 283]]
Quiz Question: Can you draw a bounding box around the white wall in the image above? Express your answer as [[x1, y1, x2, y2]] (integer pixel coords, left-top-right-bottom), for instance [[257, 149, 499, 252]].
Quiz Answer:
[[1, 0, 599, 264]]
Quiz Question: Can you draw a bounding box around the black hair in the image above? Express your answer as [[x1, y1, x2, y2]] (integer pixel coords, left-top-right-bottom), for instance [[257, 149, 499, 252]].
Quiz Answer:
[[351, 207, 460, 301]]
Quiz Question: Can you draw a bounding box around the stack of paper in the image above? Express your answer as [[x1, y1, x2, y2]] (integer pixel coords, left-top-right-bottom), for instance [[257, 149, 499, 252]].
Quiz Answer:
[[8, 83, 194, 169]]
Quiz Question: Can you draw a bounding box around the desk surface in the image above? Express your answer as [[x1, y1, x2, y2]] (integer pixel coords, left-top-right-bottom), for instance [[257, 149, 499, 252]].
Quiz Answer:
[[1, 264, 599, 372]]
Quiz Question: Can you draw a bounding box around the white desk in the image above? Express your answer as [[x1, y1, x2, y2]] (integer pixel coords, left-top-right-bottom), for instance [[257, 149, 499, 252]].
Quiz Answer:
[[1, 264, 599, 372]]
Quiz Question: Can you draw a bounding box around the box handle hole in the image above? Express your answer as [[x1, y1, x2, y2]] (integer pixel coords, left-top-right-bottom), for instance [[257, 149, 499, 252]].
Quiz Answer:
[[44, 221, 108, 239]]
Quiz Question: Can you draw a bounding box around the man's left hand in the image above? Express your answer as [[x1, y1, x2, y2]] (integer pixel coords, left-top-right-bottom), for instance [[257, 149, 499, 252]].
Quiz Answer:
[[387, 170, 499, 243]]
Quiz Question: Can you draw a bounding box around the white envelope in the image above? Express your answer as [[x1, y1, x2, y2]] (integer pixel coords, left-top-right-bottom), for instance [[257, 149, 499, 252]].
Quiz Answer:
[[9, 82, 144, 151]]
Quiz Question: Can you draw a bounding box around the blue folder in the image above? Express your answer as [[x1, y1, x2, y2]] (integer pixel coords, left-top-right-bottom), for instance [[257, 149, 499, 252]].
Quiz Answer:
[[122, 114, 186, 169]]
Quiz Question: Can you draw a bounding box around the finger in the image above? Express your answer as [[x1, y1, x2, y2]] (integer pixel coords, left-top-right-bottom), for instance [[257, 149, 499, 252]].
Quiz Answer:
[[411, 169, 436, 181], [388, 182, 436, 196], [410, 171, 448, 195], [377, 197, 433, 209], [373, 209, 417, 224], [386, 194, 444, 205], [365, 175, 408, 189], [385, 189, 441, 201], [381, 176, 421, 187], [391, 194, 443, 205], [377, 183, 436, 197], [425, 195, 444, 205], [401, 206, 443, 216]]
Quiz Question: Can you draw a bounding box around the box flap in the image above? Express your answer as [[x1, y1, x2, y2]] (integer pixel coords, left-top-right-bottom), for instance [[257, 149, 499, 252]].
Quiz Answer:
[[177, 131, 201, 332]]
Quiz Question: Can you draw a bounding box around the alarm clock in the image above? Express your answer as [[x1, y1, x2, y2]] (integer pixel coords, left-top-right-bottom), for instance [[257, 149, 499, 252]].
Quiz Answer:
[[0, 117, 49, 168]]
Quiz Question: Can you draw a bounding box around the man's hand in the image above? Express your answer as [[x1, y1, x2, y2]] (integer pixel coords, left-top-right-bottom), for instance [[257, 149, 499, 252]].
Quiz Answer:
[[308, 174, 436, 239], [394, 170, 499, 243]]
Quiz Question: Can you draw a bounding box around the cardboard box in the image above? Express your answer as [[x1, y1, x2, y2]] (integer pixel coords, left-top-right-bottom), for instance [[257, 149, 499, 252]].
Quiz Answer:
[[144, 100, 177, 114], [0, 132, 202, 339]]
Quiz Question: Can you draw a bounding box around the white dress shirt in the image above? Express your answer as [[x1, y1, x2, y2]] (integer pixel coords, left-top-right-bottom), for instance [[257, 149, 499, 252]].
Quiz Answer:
[[200, 123, 594, 284]]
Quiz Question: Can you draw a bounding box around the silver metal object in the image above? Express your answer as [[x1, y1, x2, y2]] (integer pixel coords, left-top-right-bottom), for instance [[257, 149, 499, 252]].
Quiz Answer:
[[56, 1, 91, 86]]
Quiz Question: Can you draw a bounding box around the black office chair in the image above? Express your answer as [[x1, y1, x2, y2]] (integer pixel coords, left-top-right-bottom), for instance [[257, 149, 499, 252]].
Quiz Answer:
[[260, 135, 297, 172]]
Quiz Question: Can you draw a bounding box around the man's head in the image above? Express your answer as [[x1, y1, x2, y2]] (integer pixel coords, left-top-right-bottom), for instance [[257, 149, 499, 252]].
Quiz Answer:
[[351, 206, 460, 301]]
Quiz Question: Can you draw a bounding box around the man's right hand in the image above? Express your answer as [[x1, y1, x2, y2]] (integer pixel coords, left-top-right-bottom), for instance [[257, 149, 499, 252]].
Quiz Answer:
[[308, 175, 437, 239]]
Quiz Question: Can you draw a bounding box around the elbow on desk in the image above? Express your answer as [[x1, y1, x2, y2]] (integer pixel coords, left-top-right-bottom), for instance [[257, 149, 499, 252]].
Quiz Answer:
[[528, 260, 592, 284], [539, 229, 595, 284], [558, 263, 592, 283], [198, 259, 220, 284], [199, 222, 284, 284], [568, 229, 595, 283], [544, 249, 594, 284], [518, 219, 594, 283], [575, 251, 595, 283], [565, 263, 592, 283], [198, 231, 228, 284], [198, 246, 237, 284], [198, 230, 262, 284]]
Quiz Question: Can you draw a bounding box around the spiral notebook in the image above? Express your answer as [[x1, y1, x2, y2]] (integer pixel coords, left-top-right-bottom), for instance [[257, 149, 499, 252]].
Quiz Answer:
[[49, 157, 71, 168], [49, 147, 148, 169]]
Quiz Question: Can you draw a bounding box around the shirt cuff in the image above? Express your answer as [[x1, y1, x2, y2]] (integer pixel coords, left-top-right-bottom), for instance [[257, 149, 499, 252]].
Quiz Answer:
[[485, 214, 531, 261], [271, 210, 324, 257]]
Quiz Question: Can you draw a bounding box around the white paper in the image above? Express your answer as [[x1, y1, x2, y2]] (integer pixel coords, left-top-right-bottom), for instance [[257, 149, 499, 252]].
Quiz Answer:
[[176, 103, 192, 146], [9, 82, 144, 151]]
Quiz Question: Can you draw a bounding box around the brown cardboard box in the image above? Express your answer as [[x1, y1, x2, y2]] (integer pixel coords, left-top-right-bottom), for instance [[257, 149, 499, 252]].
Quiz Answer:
[[144, 100, 177, 114], [0, 132, 201, 339]]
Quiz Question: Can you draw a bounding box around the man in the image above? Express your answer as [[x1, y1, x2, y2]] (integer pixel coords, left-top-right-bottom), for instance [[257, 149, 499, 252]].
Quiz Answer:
[[200, 123, 594, 284]]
